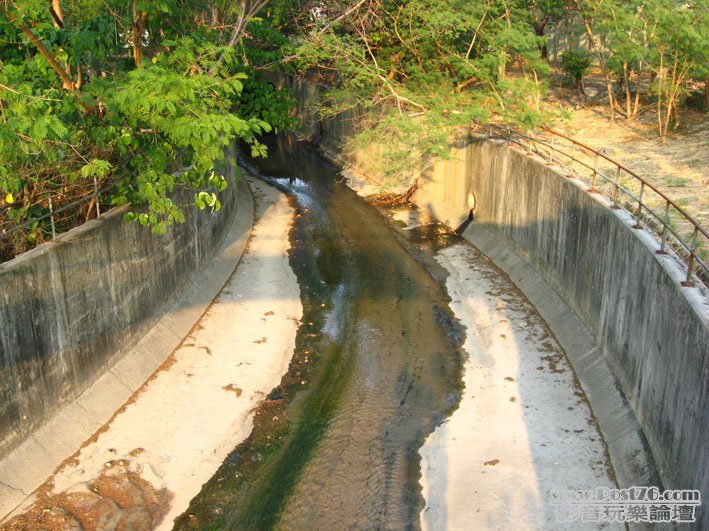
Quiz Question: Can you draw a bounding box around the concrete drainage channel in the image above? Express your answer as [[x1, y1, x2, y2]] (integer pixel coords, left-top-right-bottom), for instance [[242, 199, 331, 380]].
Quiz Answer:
[[291, 71, 708, 523], [0, 125, 706, 529], [461, 222, 661, 491], [174, 135, 628, 529], [403, 136, 708, 521], [0, 177, 254, 523], [312, 134, 706, 524]]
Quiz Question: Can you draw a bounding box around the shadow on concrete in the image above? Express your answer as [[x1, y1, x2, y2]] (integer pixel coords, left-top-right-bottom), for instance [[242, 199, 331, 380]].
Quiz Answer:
[[409, 133, 707, 526]]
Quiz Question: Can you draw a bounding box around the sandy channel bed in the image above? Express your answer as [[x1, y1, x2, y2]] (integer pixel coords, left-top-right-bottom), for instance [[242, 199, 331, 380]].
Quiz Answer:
[[419, 243, 620, 530]]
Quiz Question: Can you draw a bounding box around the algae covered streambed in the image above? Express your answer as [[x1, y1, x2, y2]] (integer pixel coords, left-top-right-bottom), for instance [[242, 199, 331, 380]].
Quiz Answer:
[[174, 135, 466, 529]]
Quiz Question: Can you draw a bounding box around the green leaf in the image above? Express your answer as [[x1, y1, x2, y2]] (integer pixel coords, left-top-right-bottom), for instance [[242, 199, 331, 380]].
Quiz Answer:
[[152, 222, 167, 235], [80, 159, 113, 179]]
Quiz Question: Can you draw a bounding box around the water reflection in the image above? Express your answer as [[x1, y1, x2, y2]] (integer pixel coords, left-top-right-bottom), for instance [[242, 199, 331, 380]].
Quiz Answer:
[[177, 134, 465, 530]]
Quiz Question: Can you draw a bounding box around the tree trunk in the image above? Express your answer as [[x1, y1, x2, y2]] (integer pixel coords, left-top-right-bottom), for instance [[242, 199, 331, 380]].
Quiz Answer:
[[3, 8, 94, 112], [13, 20, 75, 90], [666, 51, 682, 132], [48, 0, 80, 88], [132, 0, 147, 68], [50, 0, 64, 28], [631, 61, 643, 119], [623, 63, 632, 119], [533, 19, 548, 60], [657, 52, 665, 142]]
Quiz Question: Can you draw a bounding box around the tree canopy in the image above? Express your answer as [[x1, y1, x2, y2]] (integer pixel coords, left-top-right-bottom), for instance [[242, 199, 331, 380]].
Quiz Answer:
[[0, 0, 293, 252], [1, 0, 706, 256], [292, 0, 559, 180], [574, 0, 707, 136]]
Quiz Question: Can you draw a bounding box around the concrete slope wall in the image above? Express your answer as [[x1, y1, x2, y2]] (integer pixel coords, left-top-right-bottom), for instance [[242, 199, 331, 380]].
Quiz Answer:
[[285, 77, 709, 523], [415, 138, 709, 508], [0, 148, 241, 458]]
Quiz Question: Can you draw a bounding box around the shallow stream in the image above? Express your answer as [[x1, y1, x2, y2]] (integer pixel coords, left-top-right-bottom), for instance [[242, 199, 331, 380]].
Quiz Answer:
[[175, 135, 465, 530]]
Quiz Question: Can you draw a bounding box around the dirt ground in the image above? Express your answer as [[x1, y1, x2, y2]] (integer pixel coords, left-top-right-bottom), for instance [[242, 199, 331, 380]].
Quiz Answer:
[[1, 463, 171, 531], [547, 73, 708, 228]]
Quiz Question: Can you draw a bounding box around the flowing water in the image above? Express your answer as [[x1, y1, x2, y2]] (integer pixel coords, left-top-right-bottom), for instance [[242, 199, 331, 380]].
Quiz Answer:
[[175, 135, 465, 530]]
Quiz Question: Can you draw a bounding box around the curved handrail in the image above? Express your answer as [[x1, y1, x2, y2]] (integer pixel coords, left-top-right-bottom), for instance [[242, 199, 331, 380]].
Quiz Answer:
[[481, 123, 708, 289], [541, 126, 708, 242]]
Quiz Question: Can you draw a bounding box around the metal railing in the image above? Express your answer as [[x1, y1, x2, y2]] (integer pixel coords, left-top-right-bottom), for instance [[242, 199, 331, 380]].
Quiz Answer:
[[481, 123, 708, 289], [0, 155, 202, 263], [0, 178, 116, 262]]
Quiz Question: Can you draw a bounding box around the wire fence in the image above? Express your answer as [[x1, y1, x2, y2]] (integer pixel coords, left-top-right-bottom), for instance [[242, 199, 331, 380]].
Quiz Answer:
[[0, 177, 116, 262], [481, 123, 708, 289]]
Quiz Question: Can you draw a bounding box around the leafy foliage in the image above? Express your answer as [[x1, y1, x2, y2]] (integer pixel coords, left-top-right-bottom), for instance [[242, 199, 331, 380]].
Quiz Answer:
[[291, 0, 558, 185], [561, 50, 592, 87], [0, 0, 293, 256], [573, 0, 707, 134], [1, 0, 706, 256]]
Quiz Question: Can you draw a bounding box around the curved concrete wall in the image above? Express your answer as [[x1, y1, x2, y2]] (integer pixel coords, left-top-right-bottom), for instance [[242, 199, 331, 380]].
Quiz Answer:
[[415, 138, 709, 510], [285, 77, 709, 524], [0, 147, 241, 458]]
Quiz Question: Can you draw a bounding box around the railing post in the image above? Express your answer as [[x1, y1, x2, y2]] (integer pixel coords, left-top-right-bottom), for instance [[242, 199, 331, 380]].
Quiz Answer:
[[682, 227, 699, 287], [48, 194, 57, 240], [611, 166, 620, 209], [94, 176, 101, 218], [526, 131, 533, 154], [633, 182, 645, 229], [570, 143, 575, 167], [657, 201, 670, 255], [590, 153, 598, 192]]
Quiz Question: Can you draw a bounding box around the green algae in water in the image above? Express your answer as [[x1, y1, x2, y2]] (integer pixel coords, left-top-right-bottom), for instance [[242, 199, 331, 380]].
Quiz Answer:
[[174, 136, 465, 530]]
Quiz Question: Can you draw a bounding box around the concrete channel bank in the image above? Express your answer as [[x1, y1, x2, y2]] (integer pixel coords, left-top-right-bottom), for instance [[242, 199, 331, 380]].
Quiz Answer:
[[285, 77, 709, 525], [0, 145, 253, 515]]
